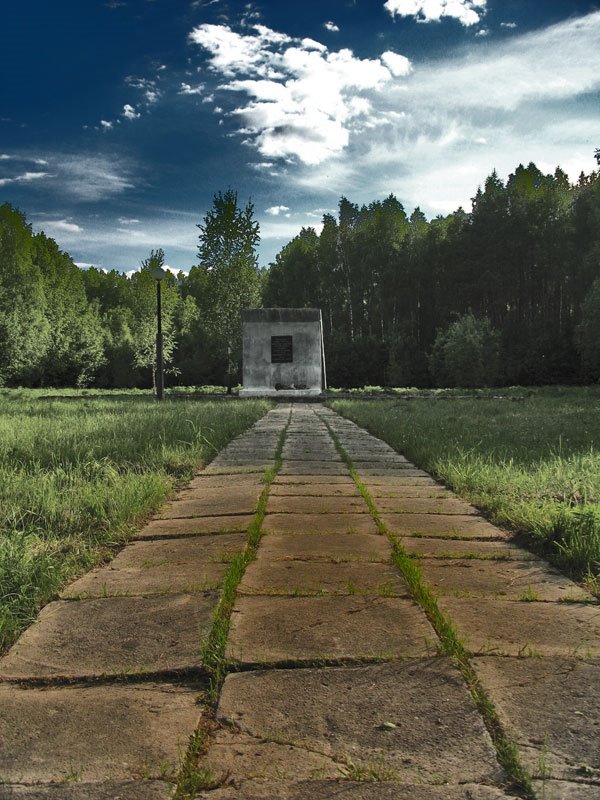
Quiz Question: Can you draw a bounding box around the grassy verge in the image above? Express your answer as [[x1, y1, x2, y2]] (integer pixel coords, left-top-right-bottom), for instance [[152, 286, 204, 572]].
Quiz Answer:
[[0, 390, 271, 651], [329, 388, 600, 590], [322, 417, 534, 798], [175, 410, 290, 799]]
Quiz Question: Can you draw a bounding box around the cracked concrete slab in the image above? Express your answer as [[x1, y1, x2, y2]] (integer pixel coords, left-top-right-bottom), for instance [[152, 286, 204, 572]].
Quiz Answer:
[[134, 515, 253, 539], [270, 483, 362, 497], [203, 465, 272, 474], [226, 596, 437, 663], [357, 468, 431, 477], [215, 661, 503, 785], [376, 497, 478, 515], [91, 532, 247, 570], [61, 560, 226, 598], [185, 475, 263, 492], [0, 593, 215, 680], [400, 537, 538, 560], [158, 496, 257, 519], [273, 476, 357, 485], [418, 559, 591, 601], [267, 496, 366, 514], [238, 561, 408, 596], [0, 782, 173, 799], [262, 514, 378, 536], [257, 532, 391, 563], [473, 657, 600, 783], [381, 513, 506, 539], [278, 462, 348, 476], [362, 476, 438, 487], [196, 782, 520, 799], [438, 598, 600, 656], [0, 683, 200, 783], [367, 485, 453, 498], [198, 728, 344, 783]]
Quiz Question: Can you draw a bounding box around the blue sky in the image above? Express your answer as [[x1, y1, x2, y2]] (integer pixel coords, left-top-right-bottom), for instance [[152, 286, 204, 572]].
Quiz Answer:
[[1, 0, 599, 272]]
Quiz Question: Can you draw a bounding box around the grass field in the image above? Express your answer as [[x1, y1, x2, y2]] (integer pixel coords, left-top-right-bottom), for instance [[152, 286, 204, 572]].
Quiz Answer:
[[0, 390, 270, 652], [330, 387, 600, 593]]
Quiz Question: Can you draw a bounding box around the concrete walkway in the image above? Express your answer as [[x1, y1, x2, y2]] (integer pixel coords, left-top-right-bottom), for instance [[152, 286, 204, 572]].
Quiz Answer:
[[1, 403, 598, 799]]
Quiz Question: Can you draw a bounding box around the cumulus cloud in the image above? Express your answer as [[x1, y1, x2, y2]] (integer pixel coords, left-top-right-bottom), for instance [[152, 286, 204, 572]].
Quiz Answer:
[[122, 104, 141, 119], [100, 120, 114, 129], [117, 217, 140, 224], [381, 51, 412, 76], [294, 11, 600, 220], [190, 23, 412, 164], [265, 205, 290, 216], [384, 0, 486, 27], [324, 21, 340, 32], [179, 82, 205, 95], [125, 75, 162, 104], [501, 22, 517, 29]]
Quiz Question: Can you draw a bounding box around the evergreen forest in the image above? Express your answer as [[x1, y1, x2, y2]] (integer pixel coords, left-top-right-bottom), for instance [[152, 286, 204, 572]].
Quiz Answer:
[[1, 163, 600, 390]]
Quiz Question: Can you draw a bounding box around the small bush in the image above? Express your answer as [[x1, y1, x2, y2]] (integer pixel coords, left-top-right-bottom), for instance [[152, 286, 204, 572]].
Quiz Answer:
[[430, 313, 502, 388]]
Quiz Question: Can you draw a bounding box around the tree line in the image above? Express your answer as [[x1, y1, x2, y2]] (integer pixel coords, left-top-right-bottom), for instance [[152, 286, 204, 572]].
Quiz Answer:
[[264, 162, 600, 387], [1, 162, 599, 389]]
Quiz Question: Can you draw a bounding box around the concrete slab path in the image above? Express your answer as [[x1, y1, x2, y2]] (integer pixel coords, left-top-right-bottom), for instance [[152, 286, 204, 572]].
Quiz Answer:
[[1, 402, 597, 800]]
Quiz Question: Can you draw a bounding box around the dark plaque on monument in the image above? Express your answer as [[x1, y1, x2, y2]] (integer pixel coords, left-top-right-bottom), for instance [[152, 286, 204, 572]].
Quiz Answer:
[[271, 335, 293, 363]]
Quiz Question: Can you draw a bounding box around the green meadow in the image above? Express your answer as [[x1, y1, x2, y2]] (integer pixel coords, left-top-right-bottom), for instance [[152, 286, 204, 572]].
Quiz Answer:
[[0, 390, 270, 651], [330, 388, 600, 593]]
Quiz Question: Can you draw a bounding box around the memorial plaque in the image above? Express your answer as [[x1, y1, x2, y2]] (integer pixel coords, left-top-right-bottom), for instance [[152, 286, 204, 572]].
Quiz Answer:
[[271, 335, 293, 363]]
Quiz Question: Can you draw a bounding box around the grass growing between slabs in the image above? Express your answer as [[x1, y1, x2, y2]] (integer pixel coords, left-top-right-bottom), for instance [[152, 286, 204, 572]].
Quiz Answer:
[[322, 417, 534, 799], [0, 389, 271, 652], [174, 413, 290, 800], [329, 388, 600, 591]]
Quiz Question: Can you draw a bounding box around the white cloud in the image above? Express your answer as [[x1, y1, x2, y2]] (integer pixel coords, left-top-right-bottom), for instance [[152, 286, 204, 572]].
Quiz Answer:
[[265, 205, 290, 216], [122, 104, 141, 119], [179, 82, 205, 95], [0, 171, 50, 187], [100, 119, 113, 129], [290, 11, 600, 225], [384, 0, 486, 27], [42, 219, 83, 233], [501, 21, 517, 29], [191, 23, 412, 164], [475, 28, 489, 37], [117, 217, 140, 224], [324, 21, 340, 33], [125, 75, 162, 104], [381, 51, 413, 76], [301, 38, 327, 52]]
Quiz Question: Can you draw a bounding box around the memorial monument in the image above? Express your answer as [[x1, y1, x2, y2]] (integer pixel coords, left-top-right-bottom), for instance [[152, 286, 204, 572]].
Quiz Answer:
[[239, 308, 326, 397]]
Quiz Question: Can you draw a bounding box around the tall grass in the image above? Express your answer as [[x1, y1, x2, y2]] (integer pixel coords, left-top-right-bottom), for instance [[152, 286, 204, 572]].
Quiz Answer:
[[329, 388, 600, 589], [0, 390, 270, 651]]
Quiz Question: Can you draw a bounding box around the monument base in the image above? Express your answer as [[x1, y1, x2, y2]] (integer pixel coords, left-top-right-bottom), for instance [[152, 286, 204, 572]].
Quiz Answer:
[[239, 388, 322, 398]]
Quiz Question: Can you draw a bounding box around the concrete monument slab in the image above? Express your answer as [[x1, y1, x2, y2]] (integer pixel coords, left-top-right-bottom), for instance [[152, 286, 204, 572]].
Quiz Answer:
[[240, 308, 325, 397]]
